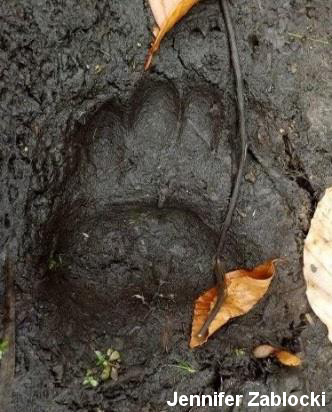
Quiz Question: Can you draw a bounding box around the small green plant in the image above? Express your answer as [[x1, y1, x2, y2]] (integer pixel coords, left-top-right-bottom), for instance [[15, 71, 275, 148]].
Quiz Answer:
[[83, 348, 121, 388], [48, 254, 63, 271], [234, 348, 246, 357], [169, 360, 197, 374], [0, 339, 8, 360], [83, 370, 99, 387]]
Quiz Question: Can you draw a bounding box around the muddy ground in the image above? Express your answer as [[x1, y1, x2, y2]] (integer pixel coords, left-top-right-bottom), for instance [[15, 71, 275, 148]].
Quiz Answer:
[[0, 0, 332, 411]]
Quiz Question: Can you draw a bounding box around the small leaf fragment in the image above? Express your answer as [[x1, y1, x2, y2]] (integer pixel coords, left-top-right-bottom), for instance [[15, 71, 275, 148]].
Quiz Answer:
[[95, 350, 106, 365], [0, 340, 9, 361], [190, 260, 276, 348], [101, 364, 111, 381], [110, 350, 120, 362], [111, 367, 118, 381]]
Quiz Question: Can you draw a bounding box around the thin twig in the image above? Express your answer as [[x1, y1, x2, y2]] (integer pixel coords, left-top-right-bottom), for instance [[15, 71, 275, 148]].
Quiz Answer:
[[288, 32, 329, 45], [217, 0, 248, 258], [198, 0, 248, 337], [0, 256, 16, 412]]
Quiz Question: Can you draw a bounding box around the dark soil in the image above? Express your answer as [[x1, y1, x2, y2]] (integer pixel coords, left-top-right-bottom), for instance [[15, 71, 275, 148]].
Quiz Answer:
[[1, 0, 332, 411]]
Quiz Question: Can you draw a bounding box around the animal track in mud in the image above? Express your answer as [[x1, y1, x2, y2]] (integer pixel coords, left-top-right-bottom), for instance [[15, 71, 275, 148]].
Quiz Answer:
[[46, 81, 233, 313], [39, 81, 302, 348]]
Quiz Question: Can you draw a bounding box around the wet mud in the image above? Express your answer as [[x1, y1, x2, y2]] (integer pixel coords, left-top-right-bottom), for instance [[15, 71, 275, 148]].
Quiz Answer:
[[0, 0, 332, 411]]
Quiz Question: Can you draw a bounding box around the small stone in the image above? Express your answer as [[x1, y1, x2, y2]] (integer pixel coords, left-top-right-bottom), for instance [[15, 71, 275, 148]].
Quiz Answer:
[[52, 364, 64, 381], [245, 171, 256, 183], [95, 64, 104, 74]]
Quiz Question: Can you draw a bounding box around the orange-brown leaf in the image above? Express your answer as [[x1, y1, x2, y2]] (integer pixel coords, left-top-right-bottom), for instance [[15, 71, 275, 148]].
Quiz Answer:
[[190, 261, 276, 348], [145, 0, 200, 70], [275, 350, 301, 366], [148, 0, 183, 28], [253, 345, 301, 367]]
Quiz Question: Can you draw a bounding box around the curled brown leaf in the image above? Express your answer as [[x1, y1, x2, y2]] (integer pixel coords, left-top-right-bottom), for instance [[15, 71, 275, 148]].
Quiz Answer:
[[190, 260, 276, 348]]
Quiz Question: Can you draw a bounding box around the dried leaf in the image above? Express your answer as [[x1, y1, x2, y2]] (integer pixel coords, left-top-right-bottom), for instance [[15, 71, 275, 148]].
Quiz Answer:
[[303, 187, 332, 342], [148, 0, 182, 28], [101, 364, 111, 381], [275, 350, 301, 367], [253, 344, 276, 358], [146, 0, 200, 69], [111, 367, 118, 381], [190, 261, 276, 348], [253, 345, 301, 367], [109, 350, 121, 362]]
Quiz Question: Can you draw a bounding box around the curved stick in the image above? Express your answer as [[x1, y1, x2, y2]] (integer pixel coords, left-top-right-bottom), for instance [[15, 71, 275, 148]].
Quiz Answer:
[[198, 0, 248, 337], [0, 257, 16, 412], [217, 0, 248, 259]]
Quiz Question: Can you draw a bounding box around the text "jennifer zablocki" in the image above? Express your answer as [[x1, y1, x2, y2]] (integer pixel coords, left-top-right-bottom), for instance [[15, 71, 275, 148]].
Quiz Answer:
[[167, 391, 326, 408]]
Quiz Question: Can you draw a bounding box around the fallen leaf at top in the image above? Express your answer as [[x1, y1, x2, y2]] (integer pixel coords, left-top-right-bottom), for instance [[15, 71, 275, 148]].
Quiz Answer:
[[303, 187, 332, 342], [145, 0, 200, 70], [148, 0, 182, 28], [253, 344, 301, 367], [190, 260, 276, 348]]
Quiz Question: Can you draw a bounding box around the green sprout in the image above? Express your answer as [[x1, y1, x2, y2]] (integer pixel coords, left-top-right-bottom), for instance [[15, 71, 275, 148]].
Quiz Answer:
[[83, 369, 99, 387], [83, 348, 121, 388], [234, 348, 246, 357], [0, 340, 8, 360], [48, 254, 63, 271], [169, 360, 197, 374]]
